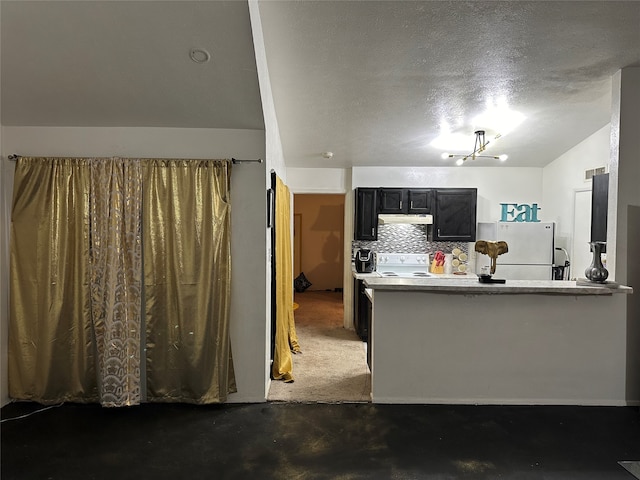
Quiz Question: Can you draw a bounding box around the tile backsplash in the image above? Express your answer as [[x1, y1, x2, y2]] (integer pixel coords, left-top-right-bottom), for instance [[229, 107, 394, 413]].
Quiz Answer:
[[352, 223, 473, 270]]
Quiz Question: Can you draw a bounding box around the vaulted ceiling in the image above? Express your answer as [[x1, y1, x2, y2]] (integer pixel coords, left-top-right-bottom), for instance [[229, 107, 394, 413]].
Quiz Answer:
[[2, 1, 639, 168], [1, 1, 263, 130]]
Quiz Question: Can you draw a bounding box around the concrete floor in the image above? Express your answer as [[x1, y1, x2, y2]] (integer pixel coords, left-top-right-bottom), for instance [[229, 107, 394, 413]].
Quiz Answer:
[[2, 401, 640, 479]]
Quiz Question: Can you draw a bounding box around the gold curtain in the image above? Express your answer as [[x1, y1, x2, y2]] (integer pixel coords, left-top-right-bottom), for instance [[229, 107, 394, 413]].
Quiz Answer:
[[9, 158, 98, 403], [9, 156, 235, 406], [89, 159, 143, 406], [272, 176, 301, 383], [143, 159, 236, 403]]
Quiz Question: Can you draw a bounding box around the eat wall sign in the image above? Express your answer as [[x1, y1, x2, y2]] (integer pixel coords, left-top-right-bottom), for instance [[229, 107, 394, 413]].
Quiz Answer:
[[500, 203, 541, 222]]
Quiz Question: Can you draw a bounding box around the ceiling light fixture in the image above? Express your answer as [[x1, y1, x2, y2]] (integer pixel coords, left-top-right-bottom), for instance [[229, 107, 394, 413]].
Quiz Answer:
[[441, 130, 508, 165]]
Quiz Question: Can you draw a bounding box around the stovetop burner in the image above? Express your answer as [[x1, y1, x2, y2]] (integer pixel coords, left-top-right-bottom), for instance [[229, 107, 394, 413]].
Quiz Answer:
[[379, 271, 431, 278], [379, 271, 398, 277], [376, 254, 432, 278]]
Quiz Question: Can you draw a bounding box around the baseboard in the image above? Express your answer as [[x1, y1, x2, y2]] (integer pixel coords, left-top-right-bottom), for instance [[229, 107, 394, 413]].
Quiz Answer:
[[228, 396, 268, 404], [372, 396, 631, 406]]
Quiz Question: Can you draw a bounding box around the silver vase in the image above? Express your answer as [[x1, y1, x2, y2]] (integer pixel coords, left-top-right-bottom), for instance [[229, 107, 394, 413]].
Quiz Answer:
[[585, 241, 608, 283]]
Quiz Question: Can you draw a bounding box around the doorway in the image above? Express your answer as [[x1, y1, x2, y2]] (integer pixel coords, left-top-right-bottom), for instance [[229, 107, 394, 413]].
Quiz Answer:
[[573, 189, 592, 279], [293, 194, 344, 291], [268, 194, 371, 402]]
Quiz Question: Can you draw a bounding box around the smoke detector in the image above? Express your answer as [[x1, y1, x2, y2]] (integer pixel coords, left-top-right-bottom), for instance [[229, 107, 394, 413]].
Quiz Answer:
[[189, 48, 211, 64]]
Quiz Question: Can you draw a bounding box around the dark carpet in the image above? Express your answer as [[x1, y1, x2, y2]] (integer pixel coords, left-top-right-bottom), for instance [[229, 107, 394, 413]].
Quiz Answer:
[[2, 402, 640, 480]]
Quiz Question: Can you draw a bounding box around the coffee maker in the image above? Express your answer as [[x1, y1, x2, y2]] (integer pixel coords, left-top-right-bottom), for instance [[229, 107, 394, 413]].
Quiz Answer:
[[355, 249, 376, 273]]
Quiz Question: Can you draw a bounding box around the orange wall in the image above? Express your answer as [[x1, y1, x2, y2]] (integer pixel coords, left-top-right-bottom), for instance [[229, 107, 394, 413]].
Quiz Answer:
[[293, 194, 345, 291]]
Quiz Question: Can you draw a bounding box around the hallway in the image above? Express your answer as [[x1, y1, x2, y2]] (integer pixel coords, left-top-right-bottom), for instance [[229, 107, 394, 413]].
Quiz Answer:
[[268, 290, 371, 403]]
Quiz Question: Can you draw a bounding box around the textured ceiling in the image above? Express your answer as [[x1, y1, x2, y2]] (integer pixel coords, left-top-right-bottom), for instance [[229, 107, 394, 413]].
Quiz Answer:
[[258, 0, 640, 168], [2, 1, 640, 168]]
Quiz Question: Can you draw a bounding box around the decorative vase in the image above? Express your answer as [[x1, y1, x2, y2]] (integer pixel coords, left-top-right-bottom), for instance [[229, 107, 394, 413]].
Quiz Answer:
[[585, 241, 608, 283]]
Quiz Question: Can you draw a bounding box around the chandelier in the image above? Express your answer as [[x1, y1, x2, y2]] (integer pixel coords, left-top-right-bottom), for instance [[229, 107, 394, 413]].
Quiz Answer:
[[441, 130, 508, 166]]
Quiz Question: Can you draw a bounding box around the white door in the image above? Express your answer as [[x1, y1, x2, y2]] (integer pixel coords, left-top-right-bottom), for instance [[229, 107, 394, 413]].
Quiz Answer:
[[572, 190, 592, 280]]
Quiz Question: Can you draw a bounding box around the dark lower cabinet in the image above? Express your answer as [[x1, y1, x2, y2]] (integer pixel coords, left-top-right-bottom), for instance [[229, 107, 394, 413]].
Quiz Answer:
[[353, 279, 372, 370], [365, 294, 372, 370], [354, 279, 369, 341]]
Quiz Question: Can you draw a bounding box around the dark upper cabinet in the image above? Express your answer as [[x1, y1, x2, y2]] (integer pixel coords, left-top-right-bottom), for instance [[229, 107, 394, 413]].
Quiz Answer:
[[379, 188, 433, 214], [433, 188, 477, 241], [378, 189, 406, 213], [355, 188, 378, 240], [407, 189, 433, 213], [355, 186, 474, 241], [591, 173, 609, 252]]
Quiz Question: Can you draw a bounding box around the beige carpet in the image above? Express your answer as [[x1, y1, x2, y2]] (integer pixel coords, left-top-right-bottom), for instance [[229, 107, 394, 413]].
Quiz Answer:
[[268, 290, 372, 403]]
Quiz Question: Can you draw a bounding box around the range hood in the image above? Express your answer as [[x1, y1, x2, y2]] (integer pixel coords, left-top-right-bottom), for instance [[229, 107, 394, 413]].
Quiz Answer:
[[378, 214, 433, 225]]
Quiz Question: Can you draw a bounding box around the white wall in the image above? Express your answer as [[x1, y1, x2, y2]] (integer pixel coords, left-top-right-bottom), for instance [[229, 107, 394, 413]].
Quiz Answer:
[[249, 0, 288, 396], [542, 124, 611, 266], [541, 68, 640, 286], [352, 166, 545, 222], [288, 165, 546, 223], [228, 156, 269, 402], [250, 0, 286, 184], [609, 68, 640, 402], [372, 290, 631, 405], [0, 1, 6, 407], [0, 156, 7, 408], [287, 167, 350, 194], [1, 126, 269, 403], [343, 184, 355, 329], [609, 68, 640, 285], [2, 126, 264, 160]]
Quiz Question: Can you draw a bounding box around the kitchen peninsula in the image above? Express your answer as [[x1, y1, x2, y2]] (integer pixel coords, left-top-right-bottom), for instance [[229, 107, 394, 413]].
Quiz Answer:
[[363, 276, 636, 406]]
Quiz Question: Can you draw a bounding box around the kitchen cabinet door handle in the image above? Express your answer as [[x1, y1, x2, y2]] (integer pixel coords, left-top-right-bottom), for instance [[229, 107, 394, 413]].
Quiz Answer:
[[399, 201, 403, 209], [371, 227, 375, 236], [410, 201, 414, 209]]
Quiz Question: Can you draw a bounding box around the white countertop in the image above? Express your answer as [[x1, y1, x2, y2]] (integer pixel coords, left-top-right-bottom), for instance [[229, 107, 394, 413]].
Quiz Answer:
[[352, 264, 632, 295], [352, 270, 380, 280], [362, 276, 633, 295]]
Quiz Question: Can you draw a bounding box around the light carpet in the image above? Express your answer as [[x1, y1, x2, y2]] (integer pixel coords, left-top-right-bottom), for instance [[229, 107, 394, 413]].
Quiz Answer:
[[268, 290, 371, 403]]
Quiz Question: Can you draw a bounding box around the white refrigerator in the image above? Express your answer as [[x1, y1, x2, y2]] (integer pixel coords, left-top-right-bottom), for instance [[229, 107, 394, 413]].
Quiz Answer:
[[476, 222, 555, 280]]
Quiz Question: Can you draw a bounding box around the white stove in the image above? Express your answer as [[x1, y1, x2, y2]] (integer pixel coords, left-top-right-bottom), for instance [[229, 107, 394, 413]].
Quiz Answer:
[[375, 253, 432, 278]]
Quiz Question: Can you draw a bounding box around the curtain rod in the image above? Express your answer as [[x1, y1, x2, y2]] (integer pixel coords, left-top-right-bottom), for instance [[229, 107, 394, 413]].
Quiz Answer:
[[7, 154, 262, 164], [231, 158, 263, 164]]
